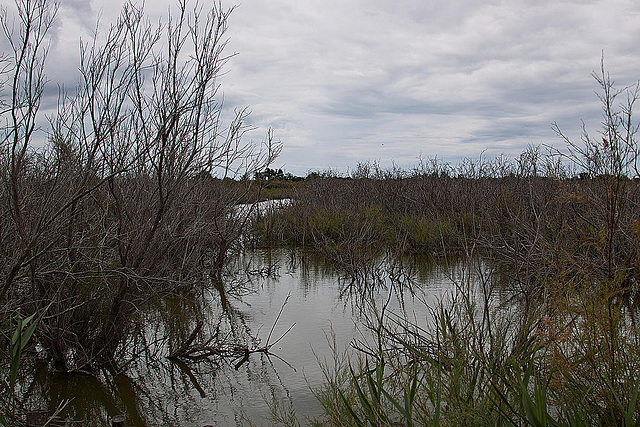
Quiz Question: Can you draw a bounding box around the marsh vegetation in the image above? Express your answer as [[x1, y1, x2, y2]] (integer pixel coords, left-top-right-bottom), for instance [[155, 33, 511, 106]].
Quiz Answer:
[[254, 63, 640, 425], [1, 0, 640, 426]]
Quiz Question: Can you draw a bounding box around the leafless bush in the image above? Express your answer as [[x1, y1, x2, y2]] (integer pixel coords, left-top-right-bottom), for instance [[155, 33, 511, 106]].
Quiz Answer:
[[552, 59, 640, 279], [0, 0, 279, 370]]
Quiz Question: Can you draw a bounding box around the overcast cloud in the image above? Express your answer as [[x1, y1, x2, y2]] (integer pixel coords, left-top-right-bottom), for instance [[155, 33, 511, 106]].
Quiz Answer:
[[34, 0, 640, 174]]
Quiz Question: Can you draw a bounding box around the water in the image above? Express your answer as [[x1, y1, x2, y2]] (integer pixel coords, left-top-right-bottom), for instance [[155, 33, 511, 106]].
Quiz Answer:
[[25, 249, 466, 426]]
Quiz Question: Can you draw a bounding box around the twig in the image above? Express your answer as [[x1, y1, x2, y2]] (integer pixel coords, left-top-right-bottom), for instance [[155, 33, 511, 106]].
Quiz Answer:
[[266, 291, 291, 346]]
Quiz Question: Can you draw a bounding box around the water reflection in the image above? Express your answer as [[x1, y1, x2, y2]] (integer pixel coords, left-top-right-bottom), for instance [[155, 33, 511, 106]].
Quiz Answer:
[[21, 249, 466, 426]]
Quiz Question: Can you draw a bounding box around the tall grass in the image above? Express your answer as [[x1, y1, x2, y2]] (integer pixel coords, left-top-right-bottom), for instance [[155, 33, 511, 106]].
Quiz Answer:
[[1, 310, 40, 425], [0, 306, 66, 426]]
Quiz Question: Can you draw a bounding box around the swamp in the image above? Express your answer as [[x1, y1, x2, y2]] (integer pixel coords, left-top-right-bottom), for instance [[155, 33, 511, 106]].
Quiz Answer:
[[1, 0, 640, 426]]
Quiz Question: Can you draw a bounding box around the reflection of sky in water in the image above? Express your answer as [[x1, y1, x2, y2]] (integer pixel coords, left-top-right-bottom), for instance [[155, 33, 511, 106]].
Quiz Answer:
[[220, 249, 460, 424], [27, 249, 468, 426]]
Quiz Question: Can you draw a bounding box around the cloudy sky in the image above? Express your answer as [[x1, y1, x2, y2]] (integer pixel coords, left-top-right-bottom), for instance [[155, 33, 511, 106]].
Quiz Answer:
[[21, 0, 640, 174]]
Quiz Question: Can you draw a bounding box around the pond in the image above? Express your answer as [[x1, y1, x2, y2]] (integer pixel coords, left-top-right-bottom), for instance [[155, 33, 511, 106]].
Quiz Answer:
[[23, 249, 475, 426]]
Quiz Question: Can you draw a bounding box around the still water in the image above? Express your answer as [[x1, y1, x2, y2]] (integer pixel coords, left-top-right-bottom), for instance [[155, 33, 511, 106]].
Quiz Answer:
[[26, 249, 469, 426]]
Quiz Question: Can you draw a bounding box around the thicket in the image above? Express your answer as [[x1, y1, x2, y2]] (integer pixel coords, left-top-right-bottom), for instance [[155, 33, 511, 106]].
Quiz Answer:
[[256, 158, 640, 289], [0, 0, 277, 376]]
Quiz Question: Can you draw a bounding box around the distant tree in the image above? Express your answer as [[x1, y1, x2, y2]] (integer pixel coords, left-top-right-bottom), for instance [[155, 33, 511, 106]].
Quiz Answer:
[[256, 167, 286, 181]]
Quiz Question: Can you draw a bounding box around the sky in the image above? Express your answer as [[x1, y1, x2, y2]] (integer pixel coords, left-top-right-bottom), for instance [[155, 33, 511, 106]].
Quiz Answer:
[[10, 0, 640, 175]]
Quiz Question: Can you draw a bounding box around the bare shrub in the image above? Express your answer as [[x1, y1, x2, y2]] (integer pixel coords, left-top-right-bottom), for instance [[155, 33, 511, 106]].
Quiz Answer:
[[0, 0, 278, 370]]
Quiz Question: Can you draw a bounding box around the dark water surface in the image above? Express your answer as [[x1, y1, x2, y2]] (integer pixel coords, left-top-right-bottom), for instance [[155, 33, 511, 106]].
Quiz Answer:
[[25, 250, 465, 426]]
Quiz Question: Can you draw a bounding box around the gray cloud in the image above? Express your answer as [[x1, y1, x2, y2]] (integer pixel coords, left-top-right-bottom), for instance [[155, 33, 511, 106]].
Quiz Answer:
[[4, 0, 640, 175]]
